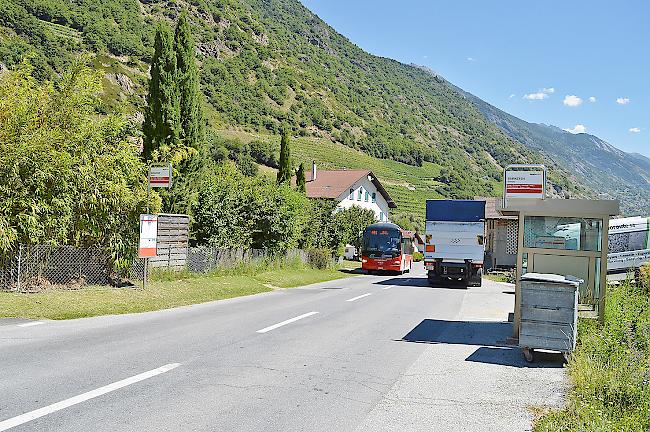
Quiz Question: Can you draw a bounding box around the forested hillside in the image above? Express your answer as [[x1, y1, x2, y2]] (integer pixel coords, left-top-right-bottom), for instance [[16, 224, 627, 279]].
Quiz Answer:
[[1, 0, 593, 217]]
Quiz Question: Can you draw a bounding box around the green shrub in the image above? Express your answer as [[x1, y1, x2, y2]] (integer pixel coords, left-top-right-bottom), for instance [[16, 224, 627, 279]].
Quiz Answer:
[[413, 251, 424, 262], [639, 261, 650, 293], [307, 248, 332, 270], [534, 281, 650, 431]]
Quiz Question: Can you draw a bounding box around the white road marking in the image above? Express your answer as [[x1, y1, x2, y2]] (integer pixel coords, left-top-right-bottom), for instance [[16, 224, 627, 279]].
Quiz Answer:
[[256, 312, 319, 333], [346, 293, 372, 302], [16, 321, 44, 328], [382, 285, 395, 290], [0, 363, 180, 431]]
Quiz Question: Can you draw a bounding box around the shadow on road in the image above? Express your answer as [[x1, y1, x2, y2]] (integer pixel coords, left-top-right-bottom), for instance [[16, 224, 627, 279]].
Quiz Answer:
[[400, 319, 564, 368], [373, 277, 469, 289], [466, 346, 563, 368]]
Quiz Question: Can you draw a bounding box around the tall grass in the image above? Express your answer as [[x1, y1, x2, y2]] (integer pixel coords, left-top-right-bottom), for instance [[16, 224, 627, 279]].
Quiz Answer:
[[535, 280, 650, 431], [149, 255, 316, 282]]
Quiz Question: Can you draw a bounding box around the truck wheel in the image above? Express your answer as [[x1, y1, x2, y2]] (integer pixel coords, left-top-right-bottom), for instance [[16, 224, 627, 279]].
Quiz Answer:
[[428, 276, 441, 287]]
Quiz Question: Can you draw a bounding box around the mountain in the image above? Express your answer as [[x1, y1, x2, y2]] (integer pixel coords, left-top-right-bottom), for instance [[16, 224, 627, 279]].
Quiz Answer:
[[0, 0, 608, 218], [459, 88, 650, 214]]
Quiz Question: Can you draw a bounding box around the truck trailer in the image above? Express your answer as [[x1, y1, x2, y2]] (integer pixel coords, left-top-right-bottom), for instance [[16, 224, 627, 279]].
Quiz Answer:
[[424, 200, 486, 287]]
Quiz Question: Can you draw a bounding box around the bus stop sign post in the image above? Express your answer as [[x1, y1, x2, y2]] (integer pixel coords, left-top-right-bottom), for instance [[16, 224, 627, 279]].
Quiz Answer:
[[141, 163, 172, 289]]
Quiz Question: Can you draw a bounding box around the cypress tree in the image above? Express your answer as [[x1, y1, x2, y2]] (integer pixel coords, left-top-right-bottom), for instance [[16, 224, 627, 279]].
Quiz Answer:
[[277, 129, 292, 184], [143, 22, 179, 160], [296, 162, 306, 192], [175, 10, 203, 151]]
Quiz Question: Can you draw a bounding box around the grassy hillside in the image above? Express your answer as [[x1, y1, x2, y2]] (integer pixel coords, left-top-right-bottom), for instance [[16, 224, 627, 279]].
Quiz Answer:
[[0, 0, 591, 207], [217, 129, 484, 222]]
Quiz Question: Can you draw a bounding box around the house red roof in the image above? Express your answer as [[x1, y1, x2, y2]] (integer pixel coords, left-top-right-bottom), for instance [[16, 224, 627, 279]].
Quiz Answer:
[[303, 169, 397, 208]]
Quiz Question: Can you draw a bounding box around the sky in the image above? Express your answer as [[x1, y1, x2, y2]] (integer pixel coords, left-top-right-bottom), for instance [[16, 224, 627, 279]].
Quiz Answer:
[[300, 0, 649, 157]]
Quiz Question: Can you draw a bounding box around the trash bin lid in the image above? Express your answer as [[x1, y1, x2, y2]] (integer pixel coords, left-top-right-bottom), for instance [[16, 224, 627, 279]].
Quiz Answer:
[[521, 272, 583, 288]]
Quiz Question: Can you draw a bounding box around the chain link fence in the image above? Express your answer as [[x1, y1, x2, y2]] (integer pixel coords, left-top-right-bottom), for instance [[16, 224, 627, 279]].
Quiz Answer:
[[1, 245, 310, 292]]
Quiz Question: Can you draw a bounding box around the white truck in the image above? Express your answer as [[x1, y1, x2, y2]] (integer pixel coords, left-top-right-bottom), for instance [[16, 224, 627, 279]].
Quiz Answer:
[[424, 200, 486, 287]]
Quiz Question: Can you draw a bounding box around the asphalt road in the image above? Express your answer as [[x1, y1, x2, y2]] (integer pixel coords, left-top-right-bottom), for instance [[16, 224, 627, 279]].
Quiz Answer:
[[0, 264, 566, 431]]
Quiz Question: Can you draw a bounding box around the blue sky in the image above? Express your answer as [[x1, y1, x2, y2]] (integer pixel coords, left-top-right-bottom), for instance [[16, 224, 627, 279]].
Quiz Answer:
[[300, 0, 649, 157]]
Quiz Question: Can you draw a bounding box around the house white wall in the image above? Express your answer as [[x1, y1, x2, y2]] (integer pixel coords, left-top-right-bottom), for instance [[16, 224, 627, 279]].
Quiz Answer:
[[334, 176, 391, 222]]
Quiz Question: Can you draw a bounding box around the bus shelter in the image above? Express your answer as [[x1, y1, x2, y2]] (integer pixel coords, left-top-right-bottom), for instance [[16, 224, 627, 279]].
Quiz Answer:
[[500, 198, 620, 337]]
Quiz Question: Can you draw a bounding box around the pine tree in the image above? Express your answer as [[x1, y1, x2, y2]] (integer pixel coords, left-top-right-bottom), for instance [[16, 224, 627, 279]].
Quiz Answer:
[[174, 10, 203, 152], [277, 129, 292, 184], [143, 22, 180, 160], [296, 162, 306, 192]]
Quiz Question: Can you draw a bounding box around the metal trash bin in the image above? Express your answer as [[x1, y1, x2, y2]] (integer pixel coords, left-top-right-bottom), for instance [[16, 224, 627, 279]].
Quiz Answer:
[[518, 273, 582, 363]]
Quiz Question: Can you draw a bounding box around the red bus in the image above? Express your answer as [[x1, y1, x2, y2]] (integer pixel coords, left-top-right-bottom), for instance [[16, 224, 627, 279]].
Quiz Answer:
[[361, 223, 414, 274]]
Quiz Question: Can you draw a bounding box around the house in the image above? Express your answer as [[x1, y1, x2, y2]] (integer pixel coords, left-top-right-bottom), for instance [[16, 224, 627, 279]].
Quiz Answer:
[[304, 162, 397, 222], [475, 196, 518, 269]]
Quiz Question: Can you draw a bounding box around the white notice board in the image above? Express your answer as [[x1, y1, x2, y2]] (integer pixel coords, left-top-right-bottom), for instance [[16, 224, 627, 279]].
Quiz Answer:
[[139, 214, 158, 258]]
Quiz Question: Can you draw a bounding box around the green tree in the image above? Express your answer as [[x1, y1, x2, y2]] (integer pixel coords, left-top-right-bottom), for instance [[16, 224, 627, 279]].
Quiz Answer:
[[334, 206, 377, 252], [296, 162, 306, 193], [276, 129, 292, 184], [175, 10, 203, 153], [191, 163, 254, 249], [0, 59, 155, 272], [142, 22, 179, 161]]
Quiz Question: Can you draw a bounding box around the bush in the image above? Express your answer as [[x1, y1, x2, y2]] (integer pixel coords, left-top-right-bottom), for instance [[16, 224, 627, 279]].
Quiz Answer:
[[534, 281, 650, 431], [307, 248, 332, 270], [413, 251, 424, 262], [639, 261, 650, 292]]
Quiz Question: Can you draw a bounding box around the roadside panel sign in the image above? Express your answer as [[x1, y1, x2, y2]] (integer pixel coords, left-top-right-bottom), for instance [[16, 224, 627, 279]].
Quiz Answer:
[[505, 169, 545, 199], [149, 165, 172, 188], [139, 214, 158, 258]]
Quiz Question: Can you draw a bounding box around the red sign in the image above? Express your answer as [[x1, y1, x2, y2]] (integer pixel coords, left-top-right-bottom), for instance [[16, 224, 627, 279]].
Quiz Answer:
[[505, 170, 545, 199], [149, 165, 172, 188]]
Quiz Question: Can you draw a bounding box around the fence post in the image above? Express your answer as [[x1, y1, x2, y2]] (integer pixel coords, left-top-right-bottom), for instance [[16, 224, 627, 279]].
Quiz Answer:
[[16, 245, 23, 292]]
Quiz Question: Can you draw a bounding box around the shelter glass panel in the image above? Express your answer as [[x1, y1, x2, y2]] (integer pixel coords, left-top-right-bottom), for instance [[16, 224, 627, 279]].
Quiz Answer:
[[523, 216, 602, 252]]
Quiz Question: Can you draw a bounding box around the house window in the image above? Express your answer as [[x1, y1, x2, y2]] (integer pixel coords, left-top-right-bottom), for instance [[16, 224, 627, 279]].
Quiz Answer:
[[379, 212, 384, 221], [372, 192, 376, 203], [349, 188, 354, 200], [365, 191, 369, 202], [357, 188, 363, 201]]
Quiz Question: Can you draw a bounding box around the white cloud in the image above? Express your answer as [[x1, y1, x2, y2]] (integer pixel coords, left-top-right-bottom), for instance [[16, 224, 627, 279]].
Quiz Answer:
[[423, 55, 428, 59], [467, 57, 476, 62], [588, 96, 596, 103], [523, 87, 555, 100], [563, 95, 583, 107], [509, 94, 516, 99], [617, 97, 630, 105], [563, 124, 587, 134], [523, 92, 548, 100], [629, 127, 641, 133]]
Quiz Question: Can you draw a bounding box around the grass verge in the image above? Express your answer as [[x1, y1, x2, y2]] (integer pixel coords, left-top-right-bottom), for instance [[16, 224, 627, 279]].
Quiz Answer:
[[0, 262, 358, 320], [534, 281, 650, 431]]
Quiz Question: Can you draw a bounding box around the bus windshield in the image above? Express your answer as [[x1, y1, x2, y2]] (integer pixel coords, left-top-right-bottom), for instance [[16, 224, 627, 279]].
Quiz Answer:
[[363, 228, 402, 258]]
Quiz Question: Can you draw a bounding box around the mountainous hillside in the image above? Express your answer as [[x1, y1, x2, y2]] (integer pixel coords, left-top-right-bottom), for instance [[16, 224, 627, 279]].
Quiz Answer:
[[0, 0, 600, 219], [459, 88, 650, 214]]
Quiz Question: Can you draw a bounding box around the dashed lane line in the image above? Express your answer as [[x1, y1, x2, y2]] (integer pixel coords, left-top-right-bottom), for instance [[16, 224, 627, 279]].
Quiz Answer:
[[256, 311, 319, 334], [16, 322, 44, 328], [0, 363, 181, 431], [346, 293, 372, 302]]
